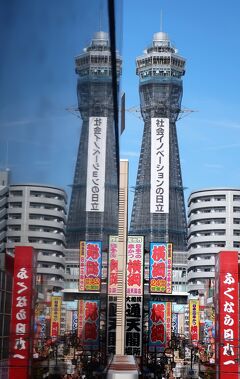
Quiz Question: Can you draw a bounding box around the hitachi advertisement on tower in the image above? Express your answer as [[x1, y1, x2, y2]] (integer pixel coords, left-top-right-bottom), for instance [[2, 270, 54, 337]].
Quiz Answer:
[[150, 117, 169, 214], [86, 116, 107, 212]]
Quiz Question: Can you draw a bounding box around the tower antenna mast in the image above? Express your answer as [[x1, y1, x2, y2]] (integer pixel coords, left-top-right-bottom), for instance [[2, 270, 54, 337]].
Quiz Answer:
[[160, 9, 163, 32]]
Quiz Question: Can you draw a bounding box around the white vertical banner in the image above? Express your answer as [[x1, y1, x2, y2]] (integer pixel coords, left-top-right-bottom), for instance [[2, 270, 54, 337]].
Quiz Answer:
[[150, 117, 169, 214], [86, 117, 107, 212]]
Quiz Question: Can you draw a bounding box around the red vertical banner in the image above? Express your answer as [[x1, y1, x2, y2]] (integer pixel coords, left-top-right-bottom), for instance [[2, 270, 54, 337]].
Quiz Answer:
[[78, 300, 100, 350], [166, 302, 172, 345], [108, 236, 118, 295], [9, 246, 36, 379], [215, 251, 239, 379], [149, 301, 168, 351]]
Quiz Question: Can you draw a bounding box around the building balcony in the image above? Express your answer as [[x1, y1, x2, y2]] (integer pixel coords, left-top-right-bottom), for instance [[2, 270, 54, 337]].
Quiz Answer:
[[188, 199, 226, 212], [187, 270, 215, 282], [188, 247, 218, 259], [37, 267, 65, 278], [188, 257, 215, 268], [188, 223, 226, 234], [28, 207, 67, 221], [37, 253, 65, 266], [188, 212, 227, 225]]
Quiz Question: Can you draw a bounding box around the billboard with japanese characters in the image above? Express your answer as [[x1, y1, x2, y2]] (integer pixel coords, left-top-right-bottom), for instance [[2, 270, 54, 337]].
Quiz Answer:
[[108, 236, 118, 295], [72, 310, 78, 333], [149, 301, 171, 351], [149, 242, 172, 294], [189, 299, 199, 346], [86, 116, 107, 212], [125, 296, 143, 356], [107, 295, 117, 355], [127, 236, 144, 296], [215, 251, 239, 379], [79, 241, 102, 292], [150, 117, 169, 213], [9, 246, 36, 379], [172, 312, 178, 335], [78, 300, 100, 350], [50, 296, 62, 338]]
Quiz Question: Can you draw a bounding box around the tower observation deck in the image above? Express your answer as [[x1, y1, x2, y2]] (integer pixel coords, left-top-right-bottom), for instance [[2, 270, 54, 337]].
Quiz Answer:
[[130, 32, 187, 251], [66, 31, 122, 250]]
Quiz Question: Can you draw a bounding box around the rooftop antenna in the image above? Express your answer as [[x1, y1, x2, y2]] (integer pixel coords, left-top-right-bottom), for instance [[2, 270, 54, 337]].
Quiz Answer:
[[6, 140, 9, 169], [160, 9, 163, 32], [99, 0, 103, 31]]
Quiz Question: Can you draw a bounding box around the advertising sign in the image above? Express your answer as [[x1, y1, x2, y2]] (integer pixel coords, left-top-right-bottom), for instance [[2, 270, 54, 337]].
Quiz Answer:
[[79, 241, 102, 292], [149, 242, 172, 294], [107, 295, 117, 355], [189, 299, 200, 346], [172, 313, 178, 335], [150, 117, 169, 213], [78, 300, 100, 350], [149, 301, 170, 351], [127, 236, 144, 296], [166, 302, 172, 344], [50, 296, 62, 338], [125, 296, 143, 356], [215, 251, 239, 379], [9, 246, 36, 379], [108, 236, 118, 295], [72, 310, 78, 333], [86, 116, 107, 212]]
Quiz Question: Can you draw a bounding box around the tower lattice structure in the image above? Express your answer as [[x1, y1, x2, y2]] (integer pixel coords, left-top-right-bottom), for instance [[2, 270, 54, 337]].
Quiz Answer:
[[66, 31, 122, 250], [130, 32, 187, 251]]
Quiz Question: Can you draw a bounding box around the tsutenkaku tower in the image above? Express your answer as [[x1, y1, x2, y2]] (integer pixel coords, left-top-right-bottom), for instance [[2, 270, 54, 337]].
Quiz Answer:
[[130, 32, 187, 251], [66, 31, 122, 250]]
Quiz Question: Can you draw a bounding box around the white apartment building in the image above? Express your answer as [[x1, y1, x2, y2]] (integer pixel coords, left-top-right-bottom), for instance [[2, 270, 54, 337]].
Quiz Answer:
[[187, 188, 240, 294], [0, 178, 67, 293]]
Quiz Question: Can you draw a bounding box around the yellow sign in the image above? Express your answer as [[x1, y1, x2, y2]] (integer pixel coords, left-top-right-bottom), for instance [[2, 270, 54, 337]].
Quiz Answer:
[[50, 296, 62, 337], [189, 299, 199, 345]]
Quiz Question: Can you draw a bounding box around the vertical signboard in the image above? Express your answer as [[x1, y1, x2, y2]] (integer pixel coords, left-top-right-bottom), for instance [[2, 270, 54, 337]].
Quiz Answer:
[[125, 296, 143, 356], [166, 302, 172, 344], [72, 310, 78, 334], [78, 300, 100, 350], [38, 315, 46, 339], [149, 242, 172, 294], [150, 117, 169, 214], [107, 296, 117, 355], [9, 246, 36, 379], [189, 299, 200, 346], [149, 301, 171, 351], [50, 296, 62, 338], [86, 116, 107, 212], [79, 241, 86, 291], [107, 236, 118, 354], [172, 313, 178, 335], [215, 251, 239, 379], [79, 241, 102, 292], [127, 236, 144, 296], [108, 236, 118, 295]]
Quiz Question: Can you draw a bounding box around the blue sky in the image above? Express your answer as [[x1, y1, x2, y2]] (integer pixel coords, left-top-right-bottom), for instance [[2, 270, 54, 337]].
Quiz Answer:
[[1, 0, 240, 213]]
